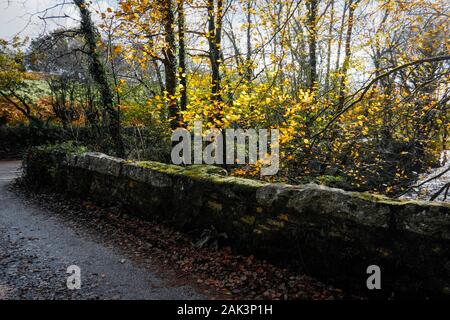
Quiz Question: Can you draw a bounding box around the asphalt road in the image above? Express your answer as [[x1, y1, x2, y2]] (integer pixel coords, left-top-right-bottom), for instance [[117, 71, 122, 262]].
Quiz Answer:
[[0, 160, 204, 300]]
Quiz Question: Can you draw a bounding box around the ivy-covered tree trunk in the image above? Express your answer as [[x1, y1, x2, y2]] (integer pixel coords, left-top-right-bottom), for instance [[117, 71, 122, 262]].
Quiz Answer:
[[74, 0, 124, 157]]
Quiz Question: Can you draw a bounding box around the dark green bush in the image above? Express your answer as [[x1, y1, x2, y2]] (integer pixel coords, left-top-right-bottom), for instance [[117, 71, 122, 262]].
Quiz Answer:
[[23, 141, 88, 188]]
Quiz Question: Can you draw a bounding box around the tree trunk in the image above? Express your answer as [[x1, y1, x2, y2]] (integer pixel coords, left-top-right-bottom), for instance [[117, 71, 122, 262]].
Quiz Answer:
[[207, 0, 227, 169], [178, 0, 188, 114], [152, 59, 165, 93], [208, 0, 223, 102], [325, 0, 335, 94], [160, 0, 180, 130], [335, 1, 348, 73], [337, 0, 358, 111], [245, 0, 253, 83], [306, 0, 319, 89]]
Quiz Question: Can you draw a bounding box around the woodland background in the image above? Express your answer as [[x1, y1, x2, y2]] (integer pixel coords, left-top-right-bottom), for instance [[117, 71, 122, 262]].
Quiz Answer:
[[0, 0, 449, 196]]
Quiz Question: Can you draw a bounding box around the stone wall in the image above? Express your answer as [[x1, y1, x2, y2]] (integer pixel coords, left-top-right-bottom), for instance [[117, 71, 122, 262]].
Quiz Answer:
[[24, 147, 450, 298]]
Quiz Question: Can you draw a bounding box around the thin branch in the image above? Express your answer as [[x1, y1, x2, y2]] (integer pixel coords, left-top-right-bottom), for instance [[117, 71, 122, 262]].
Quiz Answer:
[[430, 183, 450, 201], [312, 55, 450, 142], [396, 165, 450, 198]]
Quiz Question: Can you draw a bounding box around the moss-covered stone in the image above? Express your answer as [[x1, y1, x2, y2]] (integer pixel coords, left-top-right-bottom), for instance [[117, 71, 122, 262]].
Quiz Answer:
[[24, 149, 450, 298]]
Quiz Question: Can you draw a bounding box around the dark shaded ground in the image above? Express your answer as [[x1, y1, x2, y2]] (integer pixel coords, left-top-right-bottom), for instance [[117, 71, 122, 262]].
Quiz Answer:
[[1, 161, 346, 300], [0, 161, 205, 300]]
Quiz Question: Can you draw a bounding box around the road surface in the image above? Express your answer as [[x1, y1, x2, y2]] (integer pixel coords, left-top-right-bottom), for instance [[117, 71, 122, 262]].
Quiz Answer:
[[0, 160, 204, 300]]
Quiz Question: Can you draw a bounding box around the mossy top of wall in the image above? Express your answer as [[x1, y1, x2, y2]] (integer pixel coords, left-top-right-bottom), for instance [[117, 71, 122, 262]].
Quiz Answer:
[[61, 151, 450, 238]]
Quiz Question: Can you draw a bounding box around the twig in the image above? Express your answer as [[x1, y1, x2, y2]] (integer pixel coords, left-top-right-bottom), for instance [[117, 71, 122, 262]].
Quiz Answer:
[[430, 182, 450, 201], [312, 54, 450, 143], [395, 165, 450, 198]]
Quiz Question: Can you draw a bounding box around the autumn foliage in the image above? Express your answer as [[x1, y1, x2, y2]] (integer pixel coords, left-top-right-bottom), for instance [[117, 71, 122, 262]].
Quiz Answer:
[[1, 0, 449, 195]]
